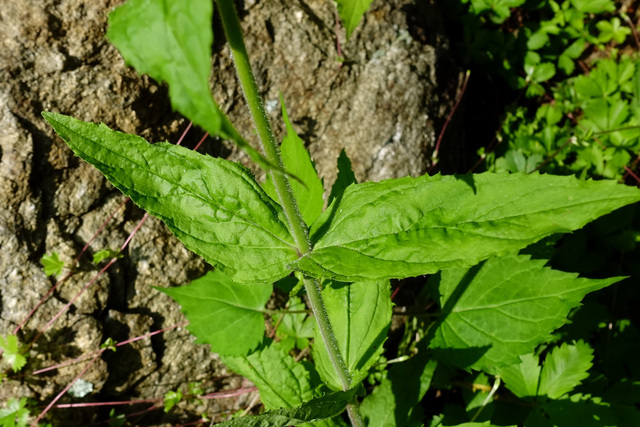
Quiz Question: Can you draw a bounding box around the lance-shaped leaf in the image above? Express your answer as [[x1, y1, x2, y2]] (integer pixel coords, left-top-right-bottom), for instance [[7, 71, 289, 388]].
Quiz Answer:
[[263, 100, 324, 226], [106, 0, 280, 173], [294, 173, 640, 282], [312, 280, 392, 391], [335, 0, 375, 39], [428, 254, 621, 373], [156, 271, 272, 356], [216, 389, 357, 426], [222, 339, 314, 410], [43, 112, 298, 283]]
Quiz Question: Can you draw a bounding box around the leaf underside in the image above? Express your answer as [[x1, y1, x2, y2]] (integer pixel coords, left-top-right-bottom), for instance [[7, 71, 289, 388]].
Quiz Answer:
[[43, 112, 297, 283]]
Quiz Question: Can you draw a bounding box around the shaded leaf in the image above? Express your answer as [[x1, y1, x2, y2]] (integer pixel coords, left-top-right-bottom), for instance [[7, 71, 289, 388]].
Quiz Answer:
[[296, 173, 640, 282], [428, 254, 621, 372], [313, 280, 391, 390], [216, 389, 357, 427], [360, 339, 437, 427], [157, 271, 272, 356], [272, 296, 314, 351], [497, 353, 541, 399], [328, 149, 357, 207], [222, 339, 314, 410], [43, 113, 297, 283]]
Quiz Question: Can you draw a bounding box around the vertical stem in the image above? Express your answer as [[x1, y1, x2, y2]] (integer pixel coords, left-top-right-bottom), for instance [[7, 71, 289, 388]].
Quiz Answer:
[[215, 1, 363, 425]]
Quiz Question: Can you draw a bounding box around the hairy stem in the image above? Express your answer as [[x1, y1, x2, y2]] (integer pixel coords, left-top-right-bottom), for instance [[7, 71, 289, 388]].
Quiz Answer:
[[215, 1, 362, 425]]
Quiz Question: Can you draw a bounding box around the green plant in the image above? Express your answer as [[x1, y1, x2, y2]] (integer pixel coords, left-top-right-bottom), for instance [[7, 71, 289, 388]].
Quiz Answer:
[[39, 0, 640, 426], [487, 53, 640, 178]]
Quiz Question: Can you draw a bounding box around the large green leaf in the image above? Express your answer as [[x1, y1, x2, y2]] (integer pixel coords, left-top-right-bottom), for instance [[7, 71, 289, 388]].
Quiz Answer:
[[334, 0, 375, 39], [360, 339, 437, 427], [312, 280, 391, 391], [222, 339, 314, 410], [428, 254, 621, 372], [263, 100, 324, 226], [156, 271, 271, 356], [295, 173, 640, 282], [43, 113, 297, 283], [106, 0, 279, 173], [216, 389, 357, 427]]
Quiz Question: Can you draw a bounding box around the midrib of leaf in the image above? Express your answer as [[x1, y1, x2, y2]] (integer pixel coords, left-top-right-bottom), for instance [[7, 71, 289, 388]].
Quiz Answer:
[[55, 121, 295, 250]]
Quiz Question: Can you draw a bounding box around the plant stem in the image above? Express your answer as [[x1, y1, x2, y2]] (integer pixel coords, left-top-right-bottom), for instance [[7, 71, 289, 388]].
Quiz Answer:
[[215, 1, 363, 425]]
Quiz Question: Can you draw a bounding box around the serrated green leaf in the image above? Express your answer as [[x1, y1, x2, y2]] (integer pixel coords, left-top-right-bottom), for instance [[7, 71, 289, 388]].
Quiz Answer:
[[264, 100, 324, 226], [0, 335, 27, 373], [360, 339, 437, 427], [335, 0, 375, 39], [0, 398, 30, 427], [222, 339, 315, 410], [216, 389, 357, 427], [295, 173, 640, 282], [312, 280, 391, 390], [272, 296, 314, 351], [538, 341, 593, 399], [40, 252, 64, 277], [42, 112, 297, 283], [106, 0, 281, 174], [157, 271, 271, 355], [163, 389, 182, 413], [428, 254, 621, 372], [497, 353, 541, 399], [328, 149, 357, 207], [569, 0, 615, 13]]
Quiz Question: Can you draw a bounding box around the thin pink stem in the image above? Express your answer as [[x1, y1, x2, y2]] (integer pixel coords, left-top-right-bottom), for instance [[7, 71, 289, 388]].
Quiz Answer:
[[33, 321, 186, 375], [624, 166, 640, 185], [429, 70, 471, 172], [54, 398, 161, 409], [176, 122, 193, 146], [31, 353, 101, 426], [200, 387, 258, 400], [334, 9, 343, 63], [12, 198, 129, 336], [193, 133, 209, 151]]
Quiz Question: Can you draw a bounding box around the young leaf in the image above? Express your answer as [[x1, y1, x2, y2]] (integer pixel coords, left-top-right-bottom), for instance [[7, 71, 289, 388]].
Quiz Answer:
[[221, 339, 315, 410], [312, 280, 392, 391], [496, 353, 541, 399], [215, 389, 357, 426], [360, 339, 438, 427], [295, 172, 640, 282], [538, 341, 594, 399], [428, 254, 621, 372], [0, 335, 28, 373], [334, 0, 375, 39], [328, 149, 357, 206], [272, 296, 314, 351], [263, 99, 324, 226], [157, 271, 272, 356], [42, 112, 298, 283], [0, 398, 30, 427], [163, 389, 182, 413], [92, 249, 123, 264], [106, 0, 281, 174], [40, 252, 64, 277]]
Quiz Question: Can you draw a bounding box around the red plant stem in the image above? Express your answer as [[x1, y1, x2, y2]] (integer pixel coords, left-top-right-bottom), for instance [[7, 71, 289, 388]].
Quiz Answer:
[[193, 132, 209, 151], [200, 387, 258, 400], [11, 197, 129, 336], [176, 121, 193, 146], [33, 321, 186, 375], [54, 398, 161, 408], [624, 165, 640, 185], [29, 213, 149, 348], [334, 9, 343, 61], [430, 70, 471, 172], [31, 353, 101, 427]]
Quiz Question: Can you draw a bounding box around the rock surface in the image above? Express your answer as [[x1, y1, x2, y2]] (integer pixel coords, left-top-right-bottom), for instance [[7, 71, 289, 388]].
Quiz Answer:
[[0, 0, 458, 424]]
